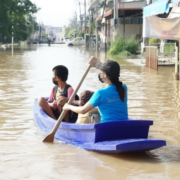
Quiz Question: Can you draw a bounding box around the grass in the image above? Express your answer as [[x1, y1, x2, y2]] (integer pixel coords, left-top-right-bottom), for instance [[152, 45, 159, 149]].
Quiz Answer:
[[108, 36, 140, 57]]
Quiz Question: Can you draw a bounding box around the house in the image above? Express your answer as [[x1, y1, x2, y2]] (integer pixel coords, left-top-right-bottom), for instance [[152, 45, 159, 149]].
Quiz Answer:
[[88, 0, 149, 49]]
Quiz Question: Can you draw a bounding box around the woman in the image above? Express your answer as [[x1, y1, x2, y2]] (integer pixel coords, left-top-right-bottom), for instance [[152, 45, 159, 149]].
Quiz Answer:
[[63, 57, 128, 123]]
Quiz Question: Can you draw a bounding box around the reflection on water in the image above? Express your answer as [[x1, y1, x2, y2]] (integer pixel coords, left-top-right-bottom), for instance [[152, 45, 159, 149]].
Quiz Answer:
[[0, 44, 180, 179]]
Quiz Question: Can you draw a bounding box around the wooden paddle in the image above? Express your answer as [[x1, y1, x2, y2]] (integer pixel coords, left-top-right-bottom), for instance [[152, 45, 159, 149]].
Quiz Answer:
[[43, 61, 96, 143]]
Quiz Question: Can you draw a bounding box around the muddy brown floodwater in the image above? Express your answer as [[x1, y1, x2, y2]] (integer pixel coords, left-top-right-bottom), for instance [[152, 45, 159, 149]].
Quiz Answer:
[[0, 44, 180, 180]]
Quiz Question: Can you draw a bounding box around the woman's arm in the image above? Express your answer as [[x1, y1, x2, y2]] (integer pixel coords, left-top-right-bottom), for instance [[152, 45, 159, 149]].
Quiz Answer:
[[63, 102, 94, 114]]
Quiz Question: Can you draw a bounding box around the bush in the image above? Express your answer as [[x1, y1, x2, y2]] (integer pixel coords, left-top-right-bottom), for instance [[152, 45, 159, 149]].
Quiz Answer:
[[77, 32, 84, 38], [164, 44, 175, 53], [108, 36, 139, 56], [148, 38, 160, 44]]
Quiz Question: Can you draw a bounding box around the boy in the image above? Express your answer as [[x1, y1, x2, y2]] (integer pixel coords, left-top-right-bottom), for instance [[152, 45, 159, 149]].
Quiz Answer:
[[38, 65, 78, 121], [76, 90, 99, 124]]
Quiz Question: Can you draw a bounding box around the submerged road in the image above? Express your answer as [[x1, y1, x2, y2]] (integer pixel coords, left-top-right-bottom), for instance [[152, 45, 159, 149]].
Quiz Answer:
[[0, 44, 180, 179]]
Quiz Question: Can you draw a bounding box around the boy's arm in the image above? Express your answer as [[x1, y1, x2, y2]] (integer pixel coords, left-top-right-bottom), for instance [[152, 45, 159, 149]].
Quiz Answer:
[[48, 87, 57, 110], [49, 101, 57, 110], [67, 87, 74, 99], [48, 87, 55, 102], [57, 87, 76, 106], [64, 112, 69, 122]]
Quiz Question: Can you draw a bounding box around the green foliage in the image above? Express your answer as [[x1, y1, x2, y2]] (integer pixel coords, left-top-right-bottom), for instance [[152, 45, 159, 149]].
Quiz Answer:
[[0, 0, 39, 41], [77, 32, 84, 38], [13, 17, 30, 41], [99, 1, 105, 8], [108, 36, 140, 56], [68, 29, 77, 40], [164, 44, 175, 53], [65, 27, 70, 36], [0, 0, 11, 36], [167, 40, 176, 43], [42, 34, 48, 38], [148, 38, 160, 44]]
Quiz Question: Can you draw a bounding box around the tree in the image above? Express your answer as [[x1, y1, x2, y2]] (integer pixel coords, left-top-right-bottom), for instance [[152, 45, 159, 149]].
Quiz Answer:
[[65, 27, 70, 37], [0, 0, 11, 36], [68, 29, 77, 39], [0, 0, 39, 41]]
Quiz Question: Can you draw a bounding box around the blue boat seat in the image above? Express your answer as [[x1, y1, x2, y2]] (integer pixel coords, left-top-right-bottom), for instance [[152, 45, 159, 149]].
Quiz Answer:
[[58, 120, 153, 143]]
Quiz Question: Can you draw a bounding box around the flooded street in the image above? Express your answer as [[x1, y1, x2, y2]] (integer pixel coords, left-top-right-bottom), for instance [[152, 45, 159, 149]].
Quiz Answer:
[[0, 44, 180, 180]]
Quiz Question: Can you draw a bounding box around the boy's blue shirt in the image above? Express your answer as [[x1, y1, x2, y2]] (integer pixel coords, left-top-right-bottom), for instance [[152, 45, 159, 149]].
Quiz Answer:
[[89, 84, 128, 123]]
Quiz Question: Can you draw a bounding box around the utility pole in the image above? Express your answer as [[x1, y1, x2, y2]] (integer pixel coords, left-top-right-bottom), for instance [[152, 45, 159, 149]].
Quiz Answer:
[[123, 10, 125, 37], [75, 11, 78, 31], [113, 0, 118, 40], [84, 0, 86, 34], [119, 0, 125, 37], [79, 2, 82, 33], [12, 12, 14, 56], [122, 0, 125, 37], [96, 0, 99, 51], [89, 10, 93, 49], [32, 17, 34, 43], [39, 23, 41, 43]]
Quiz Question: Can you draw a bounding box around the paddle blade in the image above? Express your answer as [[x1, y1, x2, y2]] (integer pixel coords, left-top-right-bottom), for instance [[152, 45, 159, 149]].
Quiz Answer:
[[43, 133, 54, 143]]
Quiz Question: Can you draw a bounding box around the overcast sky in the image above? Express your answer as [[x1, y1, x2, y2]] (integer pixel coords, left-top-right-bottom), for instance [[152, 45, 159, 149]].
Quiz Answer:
[[31, 0, 78, 27]]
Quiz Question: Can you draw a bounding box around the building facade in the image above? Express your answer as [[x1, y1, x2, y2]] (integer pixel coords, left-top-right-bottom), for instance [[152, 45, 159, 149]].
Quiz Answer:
[[88, 0, 149, 48]]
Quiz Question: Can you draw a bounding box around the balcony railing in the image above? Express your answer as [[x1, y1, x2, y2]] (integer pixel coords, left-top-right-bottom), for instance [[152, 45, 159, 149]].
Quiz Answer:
[[110, 17, 142, 25], [118, 17, 142, 24]]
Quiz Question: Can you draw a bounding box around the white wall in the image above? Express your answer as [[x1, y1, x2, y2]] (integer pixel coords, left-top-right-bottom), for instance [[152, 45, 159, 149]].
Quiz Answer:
[[120, 1, 146, 8]]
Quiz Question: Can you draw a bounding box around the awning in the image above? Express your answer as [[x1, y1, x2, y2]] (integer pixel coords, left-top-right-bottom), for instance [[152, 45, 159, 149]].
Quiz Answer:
[[143, 15, 180, 40], [96, 9, 113, 21], [104, 9, 113, 18], [143, 0, 170, 17]]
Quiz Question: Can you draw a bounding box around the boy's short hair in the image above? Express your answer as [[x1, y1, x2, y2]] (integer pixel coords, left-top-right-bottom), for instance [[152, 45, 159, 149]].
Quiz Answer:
[[52, 65, 68, 82], [80, 90, 94, 106]]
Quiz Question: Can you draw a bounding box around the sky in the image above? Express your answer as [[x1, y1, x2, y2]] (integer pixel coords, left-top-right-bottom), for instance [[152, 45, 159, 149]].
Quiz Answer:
[[31, 0, 78, 27]]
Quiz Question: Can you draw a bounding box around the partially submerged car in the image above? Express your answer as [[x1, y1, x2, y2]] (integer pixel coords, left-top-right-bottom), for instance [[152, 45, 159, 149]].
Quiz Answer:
[[66, 37, 84, 46]]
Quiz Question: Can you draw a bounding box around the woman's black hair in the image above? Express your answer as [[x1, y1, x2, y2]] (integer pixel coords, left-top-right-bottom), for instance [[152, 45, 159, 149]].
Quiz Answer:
[[100, 60, 125, 102], [108, 76, 125, 102], [52, 65, 68, 82]]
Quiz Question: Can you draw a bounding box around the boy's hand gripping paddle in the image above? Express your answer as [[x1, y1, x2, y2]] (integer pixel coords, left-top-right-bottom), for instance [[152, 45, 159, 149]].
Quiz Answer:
[[43, 58, 98, 143]]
